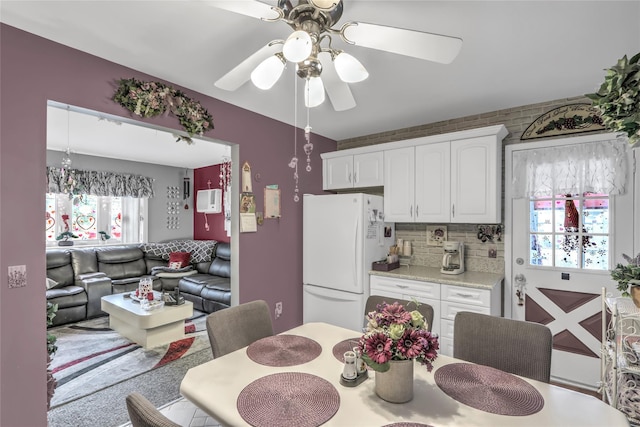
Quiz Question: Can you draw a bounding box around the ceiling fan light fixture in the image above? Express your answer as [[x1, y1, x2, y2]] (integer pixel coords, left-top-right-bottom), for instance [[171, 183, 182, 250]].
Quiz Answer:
[[251, 53, 286, 90], [283, 30, 313, 63], [333, 51, 369, 83], [308, 0, 340, 11], [305, 76, 325, 108]]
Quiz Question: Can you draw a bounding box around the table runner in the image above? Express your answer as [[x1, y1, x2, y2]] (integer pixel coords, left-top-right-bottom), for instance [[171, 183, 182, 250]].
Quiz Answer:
[[246, 335, 322, 366], [383, 423, 434, 427], [237, 372, 340, 427], [434, 363, 544, 416]]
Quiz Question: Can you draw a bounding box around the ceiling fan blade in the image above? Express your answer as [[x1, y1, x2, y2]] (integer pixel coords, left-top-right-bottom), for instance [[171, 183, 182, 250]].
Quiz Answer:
[[207, 1, 281, 21], [215, 42, 283, 91], [318, 52, 356, 111], [342, 22, 462, 64]]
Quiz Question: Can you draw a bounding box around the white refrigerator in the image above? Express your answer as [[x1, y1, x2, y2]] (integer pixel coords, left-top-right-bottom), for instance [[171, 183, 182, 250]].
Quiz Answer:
[[303, 193, 394, 331]]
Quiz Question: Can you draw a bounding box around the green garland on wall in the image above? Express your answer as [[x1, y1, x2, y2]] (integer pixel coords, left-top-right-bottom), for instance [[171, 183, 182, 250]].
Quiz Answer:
[[113, 78, 214, 142]]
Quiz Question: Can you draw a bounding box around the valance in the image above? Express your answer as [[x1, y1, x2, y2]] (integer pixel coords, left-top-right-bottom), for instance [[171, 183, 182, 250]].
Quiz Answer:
[[511, 138, 628, 198], [46, 167, 155, 198]]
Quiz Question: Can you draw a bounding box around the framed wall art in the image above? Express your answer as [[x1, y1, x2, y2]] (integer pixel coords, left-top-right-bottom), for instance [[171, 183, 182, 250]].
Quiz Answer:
[[427, 225, 447, 246]]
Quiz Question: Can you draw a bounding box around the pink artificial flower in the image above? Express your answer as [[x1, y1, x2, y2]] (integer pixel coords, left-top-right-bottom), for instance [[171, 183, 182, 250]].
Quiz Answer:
[[364, 332, 392, 364], [381, 302, 412, 326], [397, 329, 423, 359]]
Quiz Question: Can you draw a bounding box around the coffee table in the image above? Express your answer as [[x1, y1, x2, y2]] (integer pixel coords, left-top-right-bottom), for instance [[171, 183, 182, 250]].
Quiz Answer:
[[101, 292, 194, 349]]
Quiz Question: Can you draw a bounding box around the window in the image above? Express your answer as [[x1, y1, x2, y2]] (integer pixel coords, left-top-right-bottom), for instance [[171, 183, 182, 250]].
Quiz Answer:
[[529, 192, 609, 270], [46, 193, 146, 246]]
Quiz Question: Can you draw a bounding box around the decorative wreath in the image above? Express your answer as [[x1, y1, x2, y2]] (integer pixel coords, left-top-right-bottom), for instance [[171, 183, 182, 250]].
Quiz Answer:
[[113, 78, 214, 142]]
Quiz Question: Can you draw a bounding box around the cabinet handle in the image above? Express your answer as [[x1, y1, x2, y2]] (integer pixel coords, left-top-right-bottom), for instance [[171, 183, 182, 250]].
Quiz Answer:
[[453, 292, 474, 298], [416, 205, 419, 218], [410, 205, 413, 218], [348, 172, 352, 183], [395, 285, 409, 289], [452, 204, 455, 218], [354, 172, 358, 183]]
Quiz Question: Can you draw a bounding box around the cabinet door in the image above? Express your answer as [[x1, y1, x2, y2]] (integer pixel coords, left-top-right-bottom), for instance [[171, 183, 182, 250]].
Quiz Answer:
[[415, 142, 451, 222], [450, 136, 501, 223], [354, 152, 383, 187], [384, 147, 415, 222], [324, 155, 353, 190]]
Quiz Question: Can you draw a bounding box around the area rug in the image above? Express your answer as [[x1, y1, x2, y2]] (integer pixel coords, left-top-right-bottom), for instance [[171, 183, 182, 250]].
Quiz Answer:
[[48, 312, 209, 409]]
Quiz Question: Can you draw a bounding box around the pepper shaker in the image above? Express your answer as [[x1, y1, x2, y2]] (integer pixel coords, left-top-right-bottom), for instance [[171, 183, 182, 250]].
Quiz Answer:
[[342, 351, 357, 380], [353, 347, 366, 375]]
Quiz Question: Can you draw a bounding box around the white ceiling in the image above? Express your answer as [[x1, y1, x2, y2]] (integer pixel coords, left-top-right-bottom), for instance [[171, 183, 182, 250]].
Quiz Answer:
[[3, 1, 640, 145], [46, 104, 231, 169]]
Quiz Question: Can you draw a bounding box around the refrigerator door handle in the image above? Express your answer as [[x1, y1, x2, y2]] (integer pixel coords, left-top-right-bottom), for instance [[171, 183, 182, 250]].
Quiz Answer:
[[354, 215, 359, 288]]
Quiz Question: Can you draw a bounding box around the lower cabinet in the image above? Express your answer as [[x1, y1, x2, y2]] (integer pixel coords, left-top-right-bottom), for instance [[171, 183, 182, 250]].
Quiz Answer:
[[370, 275, 501, 356]]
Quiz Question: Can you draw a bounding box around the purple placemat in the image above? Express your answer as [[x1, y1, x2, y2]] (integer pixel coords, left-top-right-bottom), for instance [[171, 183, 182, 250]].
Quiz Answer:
[[237, 372, 340, 427], [246, 335, 322, 366], [332, 338, 361, 362], [434, 363, 544, 416]]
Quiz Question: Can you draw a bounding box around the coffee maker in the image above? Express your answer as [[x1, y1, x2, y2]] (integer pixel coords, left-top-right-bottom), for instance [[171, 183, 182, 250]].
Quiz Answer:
[[441, 241, 465, 275]]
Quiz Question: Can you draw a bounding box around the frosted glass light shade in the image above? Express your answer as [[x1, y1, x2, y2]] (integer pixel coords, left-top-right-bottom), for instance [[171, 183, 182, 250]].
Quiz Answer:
[[334, 52, 369, 83], [283, 30, 312, 63], [251, 55, 286, 90], [305, 77, 325, 108]]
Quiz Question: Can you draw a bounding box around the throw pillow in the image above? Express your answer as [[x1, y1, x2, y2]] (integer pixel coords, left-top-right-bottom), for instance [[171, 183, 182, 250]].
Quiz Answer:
[[46, 277, 64, 290], [169, 251, 191, 268], [180, 240, 217, 263]]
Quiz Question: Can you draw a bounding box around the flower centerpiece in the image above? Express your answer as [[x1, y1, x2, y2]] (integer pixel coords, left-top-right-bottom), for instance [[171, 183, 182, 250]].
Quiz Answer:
[[359, 301, 439, 403], [611, 253, 640, 306]]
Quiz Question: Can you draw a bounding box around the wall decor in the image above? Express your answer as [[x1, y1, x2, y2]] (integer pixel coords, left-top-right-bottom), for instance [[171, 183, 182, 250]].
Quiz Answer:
[[166, 186, 180, 229], [113, 78, 214, 141], [477, 225, 502, 242], [426, 225, 447, 246], [521, 104, 605, 140]]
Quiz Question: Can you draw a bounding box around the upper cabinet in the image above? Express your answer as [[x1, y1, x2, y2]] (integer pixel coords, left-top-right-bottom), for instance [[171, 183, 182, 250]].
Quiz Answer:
[[322, 125, 508, 223], [323, 151, 383, 190]]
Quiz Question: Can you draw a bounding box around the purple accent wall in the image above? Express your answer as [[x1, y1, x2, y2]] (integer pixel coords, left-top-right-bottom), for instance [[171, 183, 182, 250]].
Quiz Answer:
[[194, 165, 229, 242], [0, 24, 335, 426]]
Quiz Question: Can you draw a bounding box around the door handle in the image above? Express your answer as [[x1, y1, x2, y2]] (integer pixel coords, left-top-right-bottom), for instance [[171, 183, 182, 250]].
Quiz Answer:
[[514, 273, 526, 306]]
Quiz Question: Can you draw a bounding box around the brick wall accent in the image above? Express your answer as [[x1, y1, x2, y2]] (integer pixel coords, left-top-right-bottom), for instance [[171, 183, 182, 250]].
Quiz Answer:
[[338, 95, 608, 274]]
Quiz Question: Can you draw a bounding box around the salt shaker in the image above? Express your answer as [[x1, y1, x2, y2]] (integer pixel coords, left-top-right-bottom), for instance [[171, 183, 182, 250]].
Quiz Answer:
[[353, 347, 366, 375], [342, 351, 357, 380]]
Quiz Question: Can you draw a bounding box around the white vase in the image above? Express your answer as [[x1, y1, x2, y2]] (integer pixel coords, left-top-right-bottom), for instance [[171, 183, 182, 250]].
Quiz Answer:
[[375, 359, 414, 403]]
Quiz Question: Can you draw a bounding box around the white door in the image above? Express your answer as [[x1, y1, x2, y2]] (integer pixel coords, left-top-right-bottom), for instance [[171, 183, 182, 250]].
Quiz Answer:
[[506, 134, 635, 390], [325, 156, 353, 189], [354, 152, 384, 188]]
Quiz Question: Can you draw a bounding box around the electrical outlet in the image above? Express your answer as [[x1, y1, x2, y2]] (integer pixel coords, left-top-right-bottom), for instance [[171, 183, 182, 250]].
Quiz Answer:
[[275, 302, 283, 319]]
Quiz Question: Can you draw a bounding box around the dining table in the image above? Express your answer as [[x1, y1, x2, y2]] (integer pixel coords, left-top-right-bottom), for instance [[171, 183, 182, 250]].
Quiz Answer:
[[180, 322, 628, 426]]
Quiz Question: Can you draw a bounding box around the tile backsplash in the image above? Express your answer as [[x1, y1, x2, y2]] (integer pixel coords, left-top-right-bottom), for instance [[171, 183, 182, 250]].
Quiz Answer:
[[394, 223, 505, 274]]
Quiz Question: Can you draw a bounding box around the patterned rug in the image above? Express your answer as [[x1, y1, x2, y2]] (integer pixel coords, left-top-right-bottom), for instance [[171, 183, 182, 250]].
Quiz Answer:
[[48, 312, 209, 409]]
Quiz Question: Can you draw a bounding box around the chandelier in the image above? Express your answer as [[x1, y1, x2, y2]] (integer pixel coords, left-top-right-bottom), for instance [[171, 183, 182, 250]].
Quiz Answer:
[[214, 0, 462, 111]]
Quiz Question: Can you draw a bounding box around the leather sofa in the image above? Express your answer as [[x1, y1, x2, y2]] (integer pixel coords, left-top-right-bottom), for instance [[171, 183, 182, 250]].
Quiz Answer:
[[46, 241, 230, 326], [178, 242, 231, 313]]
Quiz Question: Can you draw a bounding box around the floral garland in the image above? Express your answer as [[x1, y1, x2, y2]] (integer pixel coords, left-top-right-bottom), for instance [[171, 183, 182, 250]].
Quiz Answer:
[[113, 78, 214, 142]]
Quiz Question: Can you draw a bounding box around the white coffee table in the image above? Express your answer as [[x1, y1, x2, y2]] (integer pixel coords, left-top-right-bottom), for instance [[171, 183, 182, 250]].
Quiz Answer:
[[101, 292, 194, 349]]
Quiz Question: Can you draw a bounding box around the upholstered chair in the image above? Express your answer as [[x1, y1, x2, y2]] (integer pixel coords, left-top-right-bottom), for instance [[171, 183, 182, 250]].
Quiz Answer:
[[125, 392, 181, 427], [206, 299, 274, 358], [453, 311, 553, 383], [365, 295, 435, 332]]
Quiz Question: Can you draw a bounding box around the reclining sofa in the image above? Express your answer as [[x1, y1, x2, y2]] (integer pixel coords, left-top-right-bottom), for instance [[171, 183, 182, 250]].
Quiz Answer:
[[46, 240, 231, 326]]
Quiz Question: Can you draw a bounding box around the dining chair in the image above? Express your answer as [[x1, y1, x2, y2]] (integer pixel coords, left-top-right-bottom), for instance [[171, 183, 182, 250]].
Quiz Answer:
[[206, 299, 274, 358], [453, 311, 553, 383], [125, 392, 181, 427], [365, 295, 435, 332]]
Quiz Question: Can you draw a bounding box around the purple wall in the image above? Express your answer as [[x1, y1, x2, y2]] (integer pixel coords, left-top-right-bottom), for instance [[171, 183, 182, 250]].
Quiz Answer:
[[0, 24, 335, 426]]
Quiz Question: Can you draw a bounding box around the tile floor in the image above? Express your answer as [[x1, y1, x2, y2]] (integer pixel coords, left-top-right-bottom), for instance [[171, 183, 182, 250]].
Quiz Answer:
[[119, 397, 220, 427]]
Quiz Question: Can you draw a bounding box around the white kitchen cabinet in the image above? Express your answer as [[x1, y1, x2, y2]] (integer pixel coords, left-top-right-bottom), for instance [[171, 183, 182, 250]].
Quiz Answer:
[[383, 143, 451, 223], [439, 284, 501, 355], [450, 135, 501, 223], [323, 152, 383, 190], [370, 275, 441, 338]]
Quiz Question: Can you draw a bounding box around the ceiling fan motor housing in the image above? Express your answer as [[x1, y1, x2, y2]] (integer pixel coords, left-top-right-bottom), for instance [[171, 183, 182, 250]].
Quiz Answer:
[[279, 0, 344, 32]]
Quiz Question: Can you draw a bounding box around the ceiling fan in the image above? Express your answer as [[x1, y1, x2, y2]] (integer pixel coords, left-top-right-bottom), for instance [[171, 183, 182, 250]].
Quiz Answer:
[[212, 0, 463, 111]]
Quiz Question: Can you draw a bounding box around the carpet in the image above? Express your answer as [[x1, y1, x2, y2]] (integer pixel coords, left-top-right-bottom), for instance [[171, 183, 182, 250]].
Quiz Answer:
[[48, 312, 210, 409]]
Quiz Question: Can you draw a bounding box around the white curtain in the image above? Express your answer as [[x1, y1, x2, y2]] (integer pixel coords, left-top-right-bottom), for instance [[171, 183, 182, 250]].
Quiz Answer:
[[511, 138, 629, 198]]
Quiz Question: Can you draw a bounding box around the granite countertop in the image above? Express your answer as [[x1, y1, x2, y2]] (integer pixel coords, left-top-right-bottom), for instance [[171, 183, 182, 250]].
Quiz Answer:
[[369, 265, 503, 290]]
